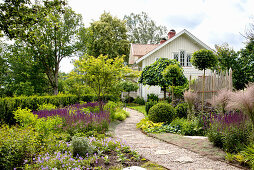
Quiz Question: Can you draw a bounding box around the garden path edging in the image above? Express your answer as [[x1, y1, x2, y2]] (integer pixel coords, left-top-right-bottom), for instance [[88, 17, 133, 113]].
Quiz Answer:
[[114, 108, 242, 170]]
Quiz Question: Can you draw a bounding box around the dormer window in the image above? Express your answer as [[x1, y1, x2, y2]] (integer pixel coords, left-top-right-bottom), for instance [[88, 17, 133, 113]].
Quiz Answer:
[[172, 50, 192, 67]]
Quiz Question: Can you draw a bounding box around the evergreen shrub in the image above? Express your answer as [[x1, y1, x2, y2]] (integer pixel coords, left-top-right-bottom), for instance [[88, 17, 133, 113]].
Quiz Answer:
[[148, 103, 175, 123]]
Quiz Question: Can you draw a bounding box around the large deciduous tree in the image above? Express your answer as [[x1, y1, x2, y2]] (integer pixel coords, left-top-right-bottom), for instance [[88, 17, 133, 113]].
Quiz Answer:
[[139, 58, 183, 100], [124, 12, 168, 44], [191, 49, 218, 113], [86, 12, 129, 61], [0, 0, 84, 95]]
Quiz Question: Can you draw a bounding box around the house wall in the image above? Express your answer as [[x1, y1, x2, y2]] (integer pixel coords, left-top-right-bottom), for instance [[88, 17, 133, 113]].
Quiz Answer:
[[140, 34, 212, 101]]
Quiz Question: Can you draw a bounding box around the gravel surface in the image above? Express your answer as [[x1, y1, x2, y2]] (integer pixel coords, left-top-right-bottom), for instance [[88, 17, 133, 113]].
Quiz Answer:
[[114, 108, 243, 170]]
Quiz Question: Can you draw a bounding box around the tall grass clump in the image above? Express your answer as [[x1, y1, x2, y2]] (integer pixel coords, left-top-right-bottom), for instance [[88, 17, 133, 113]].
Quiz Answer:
[[210, 89, 233, 114], [227, 83, 254, 127], [184, 90, 197, 120]]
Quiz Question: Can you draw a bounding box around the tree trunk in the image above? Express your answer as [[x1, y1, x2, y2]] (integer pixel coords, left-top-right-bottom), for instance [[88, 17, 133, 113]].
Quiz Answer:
[[163, 86, 166, 100], [202, 69, 205, 114], [172, 84, 174, 105]]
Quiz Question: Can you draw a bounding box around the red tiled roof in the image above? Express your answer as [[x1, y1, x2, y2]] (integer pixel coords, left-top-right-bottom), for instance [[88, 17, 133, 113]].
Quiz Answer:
[[132, 44, 159, 56]]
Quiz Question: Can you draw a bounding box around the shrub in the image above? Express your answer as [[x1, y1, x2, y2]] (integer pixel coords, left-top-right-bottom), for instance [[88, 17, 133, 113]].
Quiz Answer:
[[104, 101, 118, 120], [136, 118, 163, 132], [115, 108, 129, 121], [0, 125, 40, 169], [71, 136, 94, 157], [241, 144, 254, 169], [37, 103, 57, 111], [206, 111, 251, 153], [147, 93, 159, 102], [175, 103, 188, 118], [145, 101, 157, 114], [13, 107, 38, 127], [170, 118, 204, 136], [134, 96, 145, 105], [148, 103, 175, 123]]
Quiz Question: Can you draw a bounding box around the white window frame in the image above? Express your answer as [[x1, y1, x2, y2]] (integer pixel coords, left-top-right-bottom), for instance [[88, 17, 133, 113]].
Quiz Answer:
[[172, 51, 192, 67]]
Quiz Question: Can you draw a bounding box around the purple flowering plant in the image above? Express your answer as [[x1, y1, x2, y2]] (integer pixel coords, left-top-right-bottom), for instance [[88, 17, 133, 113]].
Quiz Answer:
[[33, 102, 110, 135]]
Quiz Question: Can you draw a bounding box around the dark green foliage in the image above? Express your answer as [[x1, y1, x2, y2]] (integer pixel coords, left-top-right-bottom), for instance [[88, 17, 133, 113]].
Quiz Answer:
[[175, 103, 188, 118], [0, 94, 96, 124], [139, 58, 179, 99], [191, 49, 218, 71], [147, 93, 159, 102], [123, 96, 134, 103], [134, 96, 145, 105], [148, 103, 175, 123], [145, 101, 158, 114], [241, 144, 254, 169], [71, 136, 94, 157]]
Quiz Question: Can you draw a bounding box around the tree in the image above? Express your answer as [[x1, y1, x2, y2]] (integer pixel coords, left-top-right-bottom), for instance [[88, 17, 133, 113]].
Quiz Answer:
[[162, 64, 187, 104], [237, 40, 254, 88], [4, 41, 49, 96], [73, 55, 133, 110], [120, 81, 139, 103], [0, 41, 8, 97], [139, 58, 180, 100], [215, 43, 238, 71], [124, 12, 168, 44], [191, 49, 218, 113], [0, 0, 84, 95], [86, 12, 129, 61]]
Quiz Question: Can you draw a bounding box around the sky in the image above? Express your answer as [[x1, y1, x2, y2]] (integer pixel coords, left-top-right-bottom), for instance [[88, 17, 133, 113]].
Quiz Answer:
[[60, 0, 254, 73]]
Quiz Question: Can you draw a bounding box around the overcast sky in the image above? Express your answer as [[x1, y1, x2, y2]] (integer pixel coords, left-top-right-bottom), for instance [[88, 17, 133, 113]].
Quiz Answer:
[[60, 0, 254, 73]]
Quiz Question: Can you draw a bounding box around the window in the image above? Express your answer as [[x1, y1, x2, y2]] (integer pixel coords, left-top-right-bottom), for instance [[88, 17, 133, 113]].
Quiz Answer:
[[180, 50, 185, 66], [173, 53, 179, 62], [186, 54, 191, 66]]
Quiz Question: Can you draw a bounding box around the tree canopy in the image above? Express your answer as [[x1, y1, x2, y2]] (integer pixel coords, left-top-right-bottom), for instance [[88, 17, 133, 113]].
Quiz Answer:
[[124, 12, 168, 44], [139, 58, 186, 99], [72, 55, 134, 107], [86, 12, 129, 61]]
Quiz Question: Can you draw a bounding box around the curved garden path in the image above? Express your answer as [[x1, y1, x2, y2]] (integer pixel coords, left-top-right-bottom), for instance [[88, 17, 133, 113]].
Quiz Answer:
[[114, 108, 242, 170]]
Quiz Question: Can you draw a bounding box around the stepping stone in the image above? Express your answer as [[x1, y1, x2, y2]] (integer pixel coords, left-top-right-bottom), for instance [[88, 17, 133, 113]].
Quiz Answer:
[[184, 136, 208, 140], [123, 166, 146, 170], [155, 150, 174, 155], [175, 156, 194, 163]]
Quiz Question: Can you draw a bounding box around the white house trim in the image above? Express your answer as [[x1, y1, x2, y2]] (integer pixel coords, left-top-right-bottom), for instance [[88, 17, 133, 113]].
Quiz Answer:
[[135, 29, 213, 64]]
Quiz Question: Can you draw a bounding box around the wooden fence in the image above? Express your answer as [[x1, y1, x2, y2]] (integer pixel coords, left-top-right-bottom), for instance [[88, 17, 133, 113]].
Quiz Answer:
[[189, 69, 233, 101]]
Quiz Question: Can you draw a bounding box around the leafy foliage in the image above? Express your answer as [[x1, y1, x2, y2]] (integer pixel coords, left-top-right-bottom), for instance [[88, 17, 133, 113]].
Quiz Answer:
[[148, 103, 175, 123], [147, 93, 159, 102], [145, 100, 158, 114], [73, 55, 134, 108], [86, 12, 129, 61], [191, 49, 218, 71], [139, 58, 179, 99], [134, 96, 145, 105], [124, 11, 168, 44], [71, 136, 94, 157], [175, 103, 188, 118]]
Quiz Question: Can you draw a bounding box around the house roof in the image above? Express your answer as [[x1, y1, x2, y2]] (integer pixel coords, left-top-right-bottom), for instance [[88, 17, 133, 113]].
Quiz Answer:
[[135, 29, 214, 64], [131, 44, 159, 56]]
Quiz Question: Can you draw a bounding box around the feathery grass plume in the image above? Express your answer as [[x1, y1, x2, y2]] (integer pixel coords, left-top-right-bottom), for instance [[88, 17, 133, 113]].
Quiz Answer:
[[227, 83, 254, 126], [210, 89, 233, 114], [184, 90, 197, 120]]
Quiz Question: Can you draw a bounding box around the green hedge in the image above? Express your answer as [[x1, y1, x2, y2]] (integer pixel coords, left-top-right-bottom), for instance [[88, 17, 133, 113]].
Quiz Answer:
[[0, 94, 96, 125]]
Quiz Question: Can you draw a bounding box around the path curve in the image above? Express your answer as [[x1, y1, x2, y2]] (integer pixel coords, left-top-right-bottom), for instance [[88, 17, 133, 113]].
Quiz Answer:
[[114, 108, 242, 170]]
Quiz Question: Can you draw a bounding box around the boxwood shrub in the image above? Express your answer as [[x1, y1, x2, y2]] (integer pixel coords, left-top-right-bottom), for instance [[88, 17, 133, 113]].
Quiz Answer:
[[148, 103, 175, 123]]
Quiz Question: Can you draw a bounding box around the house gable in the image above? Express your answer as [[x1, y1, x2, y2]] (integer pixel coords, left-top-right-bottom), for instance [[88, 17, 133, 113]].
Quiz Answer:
[[136, 29, 213, 66]]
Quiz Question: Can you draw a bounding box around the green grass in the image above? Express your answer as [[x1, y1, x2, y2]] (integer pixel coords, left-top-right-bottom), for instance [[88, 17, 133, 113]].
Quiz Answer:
[[129, 105, 146, 115]]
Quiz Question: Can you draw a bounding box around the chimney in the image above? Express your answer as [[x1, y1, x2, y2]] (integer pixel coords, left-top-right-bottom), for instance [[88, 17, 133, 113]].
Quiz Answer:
[[168, 29, 176, 39], [160, 38, 167, 44]]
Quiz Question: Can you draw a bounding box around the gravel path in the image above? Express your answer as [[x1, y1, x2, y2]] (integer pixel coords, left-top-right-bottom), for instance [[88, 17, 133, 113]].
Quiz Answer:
[[114, 108, 242, 170]]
